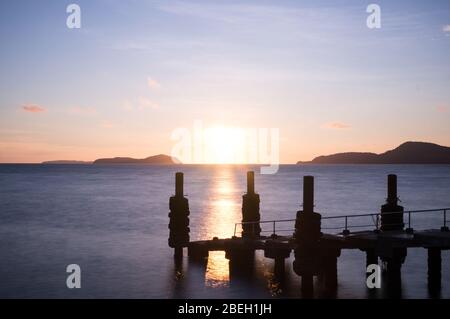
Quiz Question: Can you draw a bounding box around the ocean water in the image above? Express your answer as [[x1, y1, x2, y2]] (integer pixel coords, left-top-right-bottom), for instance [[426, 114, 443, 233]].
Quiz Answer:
[[0, 164, 449, 299]]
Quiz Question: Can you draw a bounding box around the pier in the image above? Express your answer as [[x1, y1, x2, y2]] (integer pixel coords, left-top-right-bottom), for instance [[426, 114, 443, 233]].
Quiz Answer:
[[168, 172, 449, 297]]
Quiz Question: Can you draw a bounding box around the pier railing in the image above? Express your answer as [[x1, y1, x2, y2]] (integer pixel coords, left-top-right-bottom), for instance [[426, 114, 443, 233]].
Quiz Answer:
[[233, 208, 450, 237]]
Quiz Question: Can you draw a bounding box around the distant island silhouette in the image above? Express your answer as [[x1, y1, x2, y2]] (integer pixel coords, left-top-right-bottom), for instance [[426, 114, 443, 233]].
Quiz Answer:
[[42, 160, 92, 165], [297, 142, 450, 164], [93, 154, 179, 164], [42, 154, 179, 165]]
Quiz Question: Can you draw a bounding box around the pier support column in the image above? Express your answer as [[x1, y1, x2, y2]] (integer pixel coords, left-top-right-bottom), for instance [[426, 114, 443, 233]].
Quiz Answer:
[[427, 248, 441, 291], [174, 247, 183, 259], [274, 257, 285, 277], [380, 175, 404, 231], [386, 259, 402, 281], [323, 256, 338, 291], [188, 242, 209, 262], [264, 240, 291, 278], [366, 249, 378, 267], [301, 275, 314, 298], [168, 172, 190, 259], [293, 176, 322, 298], [381, 247, 406, 295], [365, 249, 378, 289], [242, 171, 261, 238], [225, 239, 255, 279]]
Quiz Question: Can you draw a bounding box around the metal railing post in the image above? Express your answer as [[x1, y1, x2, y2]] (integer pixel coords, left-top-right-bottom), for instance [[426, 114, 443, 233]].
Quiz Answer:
[[408, 212, 411, 229], [444, 210, 447, 228], [234, 223, 237, 237], [442, 209, 449, 232], [405, 211, 414, 234], [342, 216, 350, 235], [273, 221, 276, 236]]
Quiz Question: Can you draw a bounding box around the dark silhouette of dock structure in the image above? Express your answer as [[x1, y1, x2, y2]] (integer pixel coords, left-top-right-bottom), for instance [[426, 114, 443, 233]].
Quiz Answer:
[[168, 171, 450, 297]]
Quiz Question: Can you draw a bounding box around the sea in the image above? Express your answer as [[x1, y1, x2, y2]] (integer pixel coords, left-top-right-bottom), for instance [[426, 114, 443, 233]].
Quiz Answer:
[[0, 164, 449, 299]]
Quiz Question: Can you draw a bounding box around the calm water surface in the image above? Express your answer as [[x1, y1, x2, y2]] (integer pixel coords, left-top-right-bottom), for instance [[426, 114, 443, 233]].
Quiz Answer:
[[0, 164, 449, 298]]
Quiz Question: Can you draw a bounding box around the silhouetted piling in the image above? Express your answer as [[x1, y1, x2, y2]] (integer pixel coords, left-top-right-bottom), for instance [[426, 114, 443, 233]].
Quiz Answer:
[[366, 249, 378, 267], [383, 247, 406, 293], [264, 240, 291, 277], [168, 172, 190, 258], [225, 240, 255, 278], [188, 243, 209, 261], [427, 248, 441, 292], [293, 176, 323, 297], [381, 174, 404, 231], [242, 171, 261, 238], [323, 256, 338, 290], [378, 175, 407, 285]]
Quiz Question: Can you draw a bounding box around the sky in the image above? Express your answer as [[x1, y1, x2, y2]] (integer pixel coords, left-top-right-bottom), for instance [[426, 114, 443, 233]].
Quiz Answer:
[[0, 0, 450, 163]]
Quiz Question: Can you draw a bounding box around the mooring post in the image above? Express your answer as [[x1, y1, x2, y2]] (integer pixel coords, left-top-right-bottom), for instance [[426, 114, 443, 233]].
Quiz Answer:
[[264, 240, 291, 278], [176, 171, 183, 197], [383, 247, 406, 291], [274, 257, 285, 277], [225, 241, 255, 280], [242, 171, 261, 238], [303, 175, 314, 213], [293, 176, 323, 297], [379, 175, 407, 285], [365, 249, 378, 287], [301, 276, 314, 298], [168, 172, 190, 259], [381, 174, 405, 231], [324, 256, 338, 291], [366, 249, 378, 267], [427, 248, 442, 291]]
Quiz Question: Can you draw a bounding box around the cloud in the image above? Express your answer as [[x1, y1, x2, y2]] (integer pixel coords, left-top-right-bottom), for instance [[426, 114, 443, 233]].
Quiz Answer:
[[322, 122, 351, 129], [22, 104, 46, 113], [443, 25, 450, 32], [147, 77, 161, 90], [436, 105, 448, 113]]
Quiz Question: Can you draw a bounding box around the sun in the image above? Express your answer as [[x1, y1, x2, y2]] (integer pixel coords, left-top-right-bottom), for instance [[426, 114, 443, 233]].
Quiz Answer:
[[203, 126, 246, 164]]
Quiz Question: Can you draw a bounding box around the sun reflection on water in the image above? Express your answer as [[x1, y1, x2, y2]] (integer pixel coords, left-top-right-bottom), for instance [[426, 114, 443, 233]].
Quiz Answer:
[[204, 167, 241, 287], [205, 251, 229, 288]]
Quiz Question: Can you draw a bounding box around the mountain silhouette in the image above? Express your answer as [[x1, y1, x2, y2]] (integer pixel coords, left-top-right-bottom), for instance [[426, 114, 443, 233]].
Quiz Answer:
[[42, 160, 92, 165], [93, 154, 179, 164], [298, 142, 450, 164]]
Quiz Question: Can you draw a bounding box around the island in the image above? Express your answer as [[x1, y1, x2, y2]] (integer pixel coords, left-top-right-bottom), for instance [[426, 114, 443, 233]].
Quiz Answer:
[[93, 154, 180, 165], [41, 154, 180, 165], [297, 142, 450, 164], [42, 160, 92, 165]]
